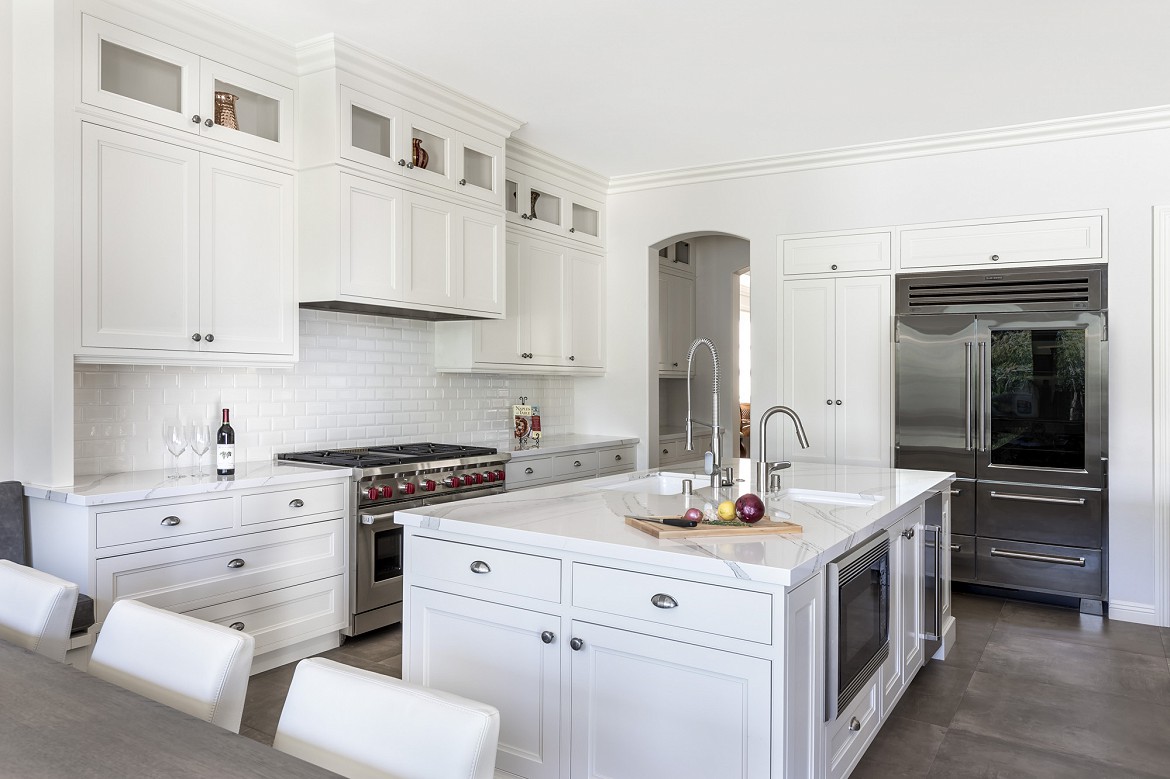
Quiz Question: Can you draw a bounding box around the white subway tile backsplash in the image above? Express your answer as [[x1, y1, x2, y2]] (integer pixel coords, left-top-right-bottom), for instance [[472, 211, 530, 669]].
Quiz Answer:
[[74, 310, 575, 475]]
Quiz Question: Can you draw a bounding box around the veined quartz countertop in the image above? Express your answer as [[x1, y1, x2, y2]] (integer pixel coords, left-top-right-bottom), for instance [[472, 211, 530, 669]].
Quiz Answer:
[[502, 434, 639, 459], [395, 459, 953, 587], [22, 461, 350, 506]]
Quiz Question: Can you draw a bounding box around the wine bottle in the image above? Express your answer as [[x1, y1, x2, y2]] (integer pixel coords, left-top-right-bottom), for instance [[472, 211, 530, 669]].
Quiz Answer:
[[216, 409, 236, 476]]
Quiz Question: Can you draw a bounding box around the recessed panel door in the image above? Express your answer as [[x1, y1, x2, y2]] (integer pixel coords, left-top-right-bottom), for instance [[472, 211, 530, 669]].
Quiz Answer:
[[836, 275, 892, 467], [566, 252, 605, 368], [402, 191, 456, 309], [783, 279, 835, 463], [519, 239, 567, 366], [339, 173, 404, 301], [458, 207, 504, 315]]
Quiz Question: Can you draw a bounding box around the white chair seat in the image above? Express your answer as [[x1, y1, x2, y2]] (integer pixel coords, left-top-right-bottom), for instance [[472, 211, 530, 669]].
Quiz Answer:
[[275, 657, 500, 779], [0, 559, 79, 662], [88, 599, 255, 733]]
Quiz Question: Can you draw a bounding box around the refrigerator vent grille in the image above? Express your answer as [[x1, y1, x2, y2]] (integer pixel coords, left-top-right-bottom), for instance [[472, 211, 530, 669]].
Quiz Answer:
[[896, 266, 1106, 313]]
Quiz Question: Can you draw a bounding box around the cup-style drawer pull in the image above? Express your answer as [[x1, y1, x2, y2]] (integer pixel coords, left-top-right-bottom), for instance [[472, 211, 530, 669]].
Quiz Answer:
[[470, 560, 491, 574], [989, 491, 1086, 506], [160, 516, 181, 527], [573, 460, 582, 467], [848, 716, 861, 732], [227, 558, 245, 569], [289, 498, 305, 508], [950, 544, 962, 552], [650, 593, 678, 609], [229, 622, 245, 631], [990, 548, 1086, 567], [524, 467, 534, 475], [614, 454, 622, 461]]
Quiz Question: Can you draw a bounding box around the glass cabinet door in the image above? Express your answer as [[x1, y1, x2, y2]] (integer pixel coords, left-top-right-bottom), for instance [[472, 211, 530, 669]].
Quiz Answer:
[[404, 114, 454, 189], [455, 133, 503, 205], [341, 86, 405, 174], [977, 312, 1105, 487], [199, 60, 294, 160]]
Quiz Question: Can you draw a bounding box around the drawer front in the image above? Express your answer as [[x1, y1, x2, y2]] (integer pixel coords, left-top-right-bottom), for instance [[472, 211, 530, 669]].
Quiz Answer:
[[241, 482, 346, 526], [184, 575, 345, 653], [571, 563, 772, 644], [96, 518, 344, 617], [506, 456, 553, 487], [96, 497, 234, 549], [598, 445, 636, 473], [977, 482, 1103, 548], [411, 536, 561, 603], [782, 231, 891, 276], [976, 537, 1103, 598], [949, 479, 975, 536], [829, 675, 880, 779], [951, 533, 976, 582], [554, 451, 599, 478], [900, 214, 1103, 269]]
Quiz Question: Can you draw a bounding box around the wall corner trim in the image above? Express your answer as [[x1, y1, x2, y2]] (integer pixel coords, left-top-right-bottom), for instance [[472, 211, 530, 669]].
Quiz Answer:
[[1152, 204, 1170, 628]]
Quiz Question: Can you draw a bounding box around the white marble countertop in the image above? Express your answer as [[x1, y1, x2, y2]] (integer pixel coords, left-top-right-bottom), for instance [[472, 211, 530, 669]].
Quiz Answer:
[[22, 461, 350, 506], [504, 434, 639, 459], [396, 459, 953, 587]]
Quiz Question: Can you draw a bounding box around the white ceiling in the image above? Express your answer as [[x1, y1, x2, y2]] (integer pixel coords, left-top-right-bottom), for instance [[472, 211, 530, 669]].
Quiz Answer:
[[188, 0, 1170, 178]]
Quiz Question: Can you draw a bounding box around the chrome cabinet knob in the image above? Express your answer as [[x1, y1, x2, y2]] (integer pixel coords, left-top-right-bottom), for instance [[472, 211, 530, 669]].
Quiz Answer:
[[160, 516, 181, 526], [406, 162, 415, 169], [569, 355, 575, 361], [831, 264, 838, 270], [835, 399, 842, 406], [398, 159, 407, 166], [229, 622, 245, 631], [459, 178, 467, 186], [662, 449, 669, 454], [191, 114, 201, 124], [205, 334, 214, 343], [204, 118, 213, 128], [540, 630, 554, 644], [672, 362, 678, 367], [289, 498, 304, 508], [470, 560, 491, 574], [191, 333, 201, 342], [849, 716, 861, 732], [569, 227, 576, 233], [826, 399, 833, 405], [570, 637, 584, 651], [902, 527, 915, 539], [651, 593, 678, 609], [227, 558, 245, 569], [991, 254, 1000, 261]]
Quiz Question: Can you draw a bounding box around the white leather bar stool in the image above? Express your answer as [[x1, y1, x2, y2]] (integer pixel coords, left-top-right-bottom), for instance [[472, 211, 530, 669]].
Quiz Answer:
[[88, 599, 255, 733], [274, 657, 500, 779], [0, 559, 79, 663]]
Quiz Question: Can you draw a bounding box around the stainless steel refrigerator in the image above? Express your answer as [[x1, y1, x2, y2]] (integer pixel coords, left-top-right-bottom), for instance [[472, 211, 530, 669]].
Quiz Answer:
[[894, 265, 1108, 613]]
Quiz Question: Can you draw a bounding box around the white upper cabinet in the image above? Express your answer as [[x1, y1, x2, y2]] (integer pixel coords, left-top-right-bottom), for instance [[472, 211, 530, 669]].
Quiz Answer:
[[897, 212, 1105, 270], [659, 268, 697, 376], [340, 86, 405, 175], [81, 15, 295, 161], [782, 230, 892, 276], [506, 171, 604, 248]]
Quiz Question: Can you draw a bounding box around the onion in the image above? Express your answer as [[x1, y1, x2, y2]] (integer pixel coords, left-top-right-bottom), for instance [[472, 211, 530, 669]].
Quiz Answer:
[[735, 493, 766, 523], [683, 507, 704, 523]]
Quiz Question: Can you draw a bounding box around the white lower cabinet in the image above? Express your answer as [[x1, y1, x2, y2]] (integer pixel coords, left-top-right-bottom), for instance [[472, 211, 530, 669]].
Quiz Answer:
[[505, 442, 636, 491], [881, 505, 925, 719]]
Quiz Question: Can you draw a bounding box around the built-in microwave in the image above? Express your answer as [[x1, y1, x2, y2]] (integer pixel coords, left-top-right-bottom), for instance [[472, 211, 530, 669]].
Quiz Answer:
[[826, 529, 891, 721]]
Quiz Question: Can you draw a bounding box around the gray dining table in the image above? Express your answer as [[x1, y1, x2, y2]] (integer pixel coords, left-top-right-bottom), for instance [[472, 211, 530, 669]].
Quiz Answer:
[[0, 638, 341, 777]]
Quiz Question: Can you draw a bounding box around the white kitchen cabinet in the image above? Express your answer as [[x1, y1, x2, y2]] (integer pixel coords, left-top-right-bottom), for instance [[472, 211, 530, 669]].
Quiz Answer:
[[80, 123, 295, 363], [879, 506, 925, 719], [897, 211, 1105, 270], [434, 234, 606, 373], [507, 171, 604, 248], [659, 267, 697, 376], [781, 230, 891, 276], [781, 275, 892, 467], [82, 15, 295, 160], [505, 441, 637, 491], [336, 172, 404, 300]]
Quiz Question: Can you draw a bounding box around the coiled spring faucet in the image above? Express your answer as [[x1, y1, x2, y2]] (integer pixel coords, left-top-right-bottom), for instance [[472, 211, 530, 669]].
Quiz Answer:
[[684, 338, 732, 489]]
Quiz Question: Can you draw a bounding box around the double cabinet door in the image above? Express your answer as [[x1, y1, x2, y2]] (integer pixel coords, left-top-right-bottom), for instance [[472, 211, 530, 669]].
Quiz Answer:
[[782, 275, 892, 467], [81, 124, 295, 357]]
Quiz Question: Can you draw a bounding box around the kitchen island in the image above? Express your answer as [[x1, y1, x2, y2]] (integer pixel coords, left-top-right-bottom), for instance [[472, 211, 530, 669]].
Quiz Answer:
[[396, 460, 954, 779]]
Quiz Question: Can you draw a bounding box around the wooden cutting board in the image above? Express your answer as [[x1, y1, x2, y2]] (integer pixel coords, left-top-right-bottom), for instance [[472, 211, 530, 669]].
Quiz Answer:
[[625, 515, 803, 539]]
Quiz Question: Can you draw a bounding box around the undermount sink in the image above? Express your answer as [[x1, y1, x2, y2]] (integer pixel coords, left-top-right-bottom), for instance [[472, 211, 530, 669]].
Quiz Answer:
[[774, 488, 882, 507], [601, 473, 697, 495]]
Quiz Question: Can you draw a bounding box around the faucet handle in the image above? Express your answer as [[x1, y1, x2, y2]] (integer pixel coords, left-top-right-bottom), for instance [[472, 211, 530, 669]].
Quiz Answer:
[[703, 451, 715, 475]]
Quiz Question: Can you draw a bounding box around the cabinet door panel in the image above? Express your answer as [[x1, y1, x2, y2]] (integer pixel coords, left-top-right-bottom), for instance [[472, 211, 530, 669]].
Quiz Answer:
[[520, 240, 567, 365], [339, 174, 403, 300], [199, 59, 294, 160], [567, 251, 605, 368], [570, 621, 772, 779], [835, 275, 892, 467], [200, 155, 295, 356], [901, 506, 925, 676], [408, 589, 560, 779], [404, 113, 455, 190], [340, 86, 404, 174], [82, 124, 200, 351], [455, 132, 503, 205], [660, 270, 695, 373], [458, 207, 504, 315], [403, 192, 456, 308], [782, 280, 835, 463], [474, 237, 524, 363]]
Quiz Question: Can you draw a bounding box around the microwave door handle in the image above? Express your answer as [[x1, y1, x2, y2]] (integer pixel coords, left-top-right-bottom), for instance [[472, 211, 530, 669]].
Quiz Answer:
[[964, 342, 973, 451]]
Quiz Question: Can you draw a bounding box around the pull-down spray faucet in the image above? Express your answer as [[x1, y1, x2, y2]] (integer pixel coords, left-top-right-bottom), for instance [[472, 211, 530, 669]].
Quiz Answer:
[[684, 338, 731, 489]]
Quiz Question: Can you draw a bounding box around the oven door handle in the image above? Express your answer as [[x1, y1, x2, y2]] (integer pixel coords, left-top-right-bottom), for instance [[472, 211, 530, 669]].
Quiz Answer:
[[360, 511, 399, 526]]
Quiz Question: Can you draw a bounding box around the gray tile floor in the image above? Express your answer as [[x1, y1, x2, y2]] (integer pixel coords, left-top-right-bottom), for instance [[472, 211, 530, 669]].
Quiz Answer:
[[239, 593, 1170, 776]]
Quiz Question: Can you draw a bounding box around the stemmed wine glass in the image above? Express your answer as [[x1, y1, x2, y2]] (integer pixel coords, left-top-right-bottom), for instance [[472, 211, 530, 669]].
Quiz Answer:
[[162, 422, 188, 479], [188, 424, 212, 478]]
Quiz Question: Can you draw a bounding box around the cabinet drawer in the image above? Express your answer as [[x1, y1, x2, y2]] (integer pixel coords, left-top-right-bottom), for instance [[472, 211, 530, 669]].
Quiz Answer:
[[599, 445, 636, 473], [782, 231, 891, 276], [977, 482, 1103, 548], [828, 675, 880, 779], [976, 537, 1103, 598], [184, 575, 345, 653], [571, 563, 772, 644], [96, 518, 344, 617], [506, 456, 553, 487], [899, 214, 1103, 269], [241, 482, 346, 526], [951, 533, 976, 582], [554, 451, 598, 478], [949, 479, 975, 536], [96, 497, 233, 549], [411, 536, 561, 603]]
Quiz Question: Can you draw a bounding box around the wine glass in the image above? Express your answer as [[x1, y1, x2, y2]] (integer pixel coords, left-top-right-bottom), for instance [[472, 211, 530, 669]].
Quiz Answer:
[[162, 422, 188, 479], [188, 424, 211, 478]]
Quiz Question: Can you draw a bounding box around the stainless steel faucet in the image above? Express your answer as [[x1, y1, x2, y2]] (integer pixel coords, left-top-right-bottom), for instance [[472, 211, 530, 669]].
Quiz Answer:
[[755, 405, 810, 491], [684, 337, 731, 489]]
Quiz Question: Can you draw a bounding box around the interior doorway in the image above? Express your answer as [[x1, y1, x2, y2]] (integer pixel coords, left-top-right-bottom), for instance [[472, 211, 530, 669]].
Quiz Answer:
[[737, 269, 751, 457]]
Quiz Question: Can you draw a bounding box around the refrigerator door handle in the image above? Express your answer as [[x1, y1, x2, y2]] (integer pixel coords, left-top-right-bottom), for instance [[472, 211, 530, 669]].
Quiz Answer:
[[977, 340, 987, 453], [964, 341, 973, 451]]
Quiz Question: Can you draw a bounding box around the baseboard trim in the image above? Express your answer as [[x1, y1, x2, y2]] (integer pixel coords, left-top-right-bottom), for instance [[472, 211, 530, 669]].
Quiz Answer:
[[1108, 600, 1161, 626]]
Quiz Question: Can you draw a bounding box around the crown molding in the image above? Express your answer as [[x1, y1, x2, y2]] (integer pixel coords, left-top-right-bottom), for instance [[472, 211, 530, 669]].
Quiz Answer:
[[608, 105, 1170, 195], [507, 137, 608, 197], [296, 35, 523, 139]]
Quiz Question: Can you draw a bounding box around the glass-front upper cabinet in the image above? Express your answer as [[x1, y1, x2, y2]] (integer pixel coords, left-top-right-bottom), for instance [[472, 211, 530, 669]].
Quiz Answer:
[[81, 15, 294, 160], [456, 133, 503, 206], [341, 86, 405, 174], [506, 173, 604, 247]]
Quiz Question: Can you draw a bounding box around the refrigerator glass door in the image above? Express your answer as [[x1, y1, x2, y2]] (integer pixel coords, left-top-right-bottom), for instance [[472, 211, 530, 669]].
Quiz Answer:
[[976, 313, 1105, 488], [895, 315, 977, 478]]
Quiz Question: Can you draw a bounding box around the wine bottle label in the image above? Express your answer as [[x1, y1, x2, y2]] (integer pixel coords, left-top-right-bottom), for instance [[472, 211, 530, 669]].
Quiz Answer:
[[216, 444, 235, 471]]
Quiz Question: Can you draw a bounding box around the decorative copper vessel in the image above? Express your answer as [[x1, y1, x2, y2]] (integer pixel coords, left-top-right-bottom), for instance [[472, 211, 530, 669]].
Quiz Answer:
[[529, 191, 540, 220], [214, 91, 239, 130], [412, 138, 429, 169]]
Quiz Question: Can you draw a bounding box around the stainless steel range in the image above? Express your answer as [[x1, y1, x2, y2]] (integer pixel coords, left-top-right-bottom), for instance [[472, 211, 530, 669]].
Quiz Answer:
[[278, 443, 511, 635]]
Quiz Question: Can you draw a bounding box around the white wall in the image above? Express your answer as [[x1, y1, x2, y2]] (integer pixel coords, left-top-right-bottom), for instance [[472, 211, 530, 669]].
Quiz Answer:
[[74, 310, 575, 475], [0, 0, 13, 481], [594, 127, 1169, 617]]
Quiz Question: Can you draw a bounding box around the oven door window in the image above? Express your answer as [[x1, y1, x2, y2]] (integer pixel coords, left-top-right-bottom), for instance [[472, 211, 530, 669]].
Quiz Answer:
[[372, 525, 403, 582], [838, 554, 889, 694]]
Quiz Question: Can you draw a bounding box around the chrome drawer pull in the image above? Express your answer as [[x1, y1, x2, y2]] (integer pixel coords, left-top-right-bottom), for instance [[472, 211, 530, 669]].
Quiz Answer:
[[949, 488, 962, 497], [650, 593, 678, 609], [160, 516, 181, 527], [573, 460, 582, 467], [990, 548, 1086, 567], [989, 491, 1086, 506], [470, 560, 491, 574], [289, 498, 304, 508], [229, 622, 245, 631], [227, 558, 245, 569], [950, 544, 962, 552], [848, 716, 861, 732], [525, 467, 534, 475]]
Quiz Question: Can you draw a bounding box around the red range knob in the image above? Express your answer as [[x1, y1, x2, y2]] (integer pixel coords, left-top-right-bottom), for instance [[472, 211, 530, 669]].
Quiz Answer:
[[366, 487, 380, 500], [472, 473, 484, 484], [380, 485, 394, 499], [495, 470, 506, 481], [422, 479, 436, 492], [401, 482, 416, 495], [484, 471, 496, 483], [443, 476, 458, 488]]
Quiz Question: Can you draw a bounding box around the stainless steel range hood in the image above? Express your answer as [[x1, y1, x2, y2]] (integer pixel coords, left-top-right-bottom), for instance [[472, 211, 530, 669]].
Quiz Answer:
[[299, 300, 499, 322]]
